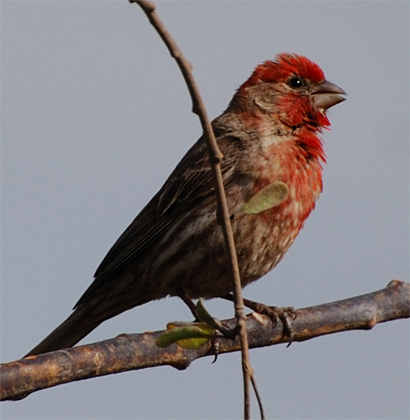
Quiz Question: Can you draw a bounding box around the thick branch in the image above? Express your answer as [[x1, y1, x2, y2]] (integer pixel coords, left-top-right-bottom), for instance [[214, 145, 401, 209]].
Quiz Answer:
[[1, 280, 408, 402]]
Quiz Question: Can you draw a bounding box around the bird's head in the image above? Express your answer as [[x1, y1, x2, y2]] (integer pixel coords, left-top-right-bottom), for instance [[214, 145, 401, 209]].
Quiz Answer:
[[229, 53, 346, 131]]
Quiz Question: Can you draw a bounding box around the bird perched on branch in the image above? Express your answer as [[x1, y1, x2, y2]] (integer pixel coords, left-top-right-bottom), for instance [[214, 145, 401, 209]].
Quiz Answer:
[[26, 53, 345, 356]]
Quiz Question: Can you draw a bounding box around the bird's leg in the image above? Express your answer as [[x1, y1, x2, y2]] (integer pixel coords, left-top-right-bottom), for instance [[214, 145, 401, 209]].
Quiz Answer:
[[221, 293, 297, 345], [177, 291, 199, 320], [177, 291, 239, 339]]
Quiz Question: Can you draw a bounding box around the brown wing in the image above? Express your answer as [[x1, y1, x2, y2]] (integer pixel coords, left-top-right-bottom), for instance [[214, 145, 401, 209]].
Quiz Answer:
[[74, 135, 237, 309]]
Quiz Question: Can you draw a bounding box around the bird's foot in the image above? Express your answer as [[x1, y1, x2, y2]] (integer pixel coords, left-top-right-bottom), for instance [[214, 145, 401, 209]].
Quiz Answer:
[[222, 294, 297, 345], [178, 292, 239, 340], [248, 302, 296, 345], [195, 298, 240, 339]]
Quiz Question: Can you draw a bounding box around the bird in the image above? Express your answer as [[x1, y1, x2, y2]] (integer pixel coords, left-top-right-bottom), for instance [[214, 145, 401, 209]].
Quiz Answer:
[[26, 53, 345, 356]]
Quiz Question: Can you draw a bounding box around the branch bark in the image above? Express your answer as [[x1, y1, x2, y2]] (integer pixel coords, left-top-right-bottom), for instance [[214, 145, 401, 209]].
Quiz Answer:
[[1, 280, 408, 402]]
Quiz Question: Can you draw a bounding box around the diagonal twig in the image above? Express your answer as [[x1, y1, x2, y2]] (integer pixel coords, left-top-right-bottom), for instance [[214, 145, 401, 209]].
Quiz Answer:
[[130, 0, 253, 417]]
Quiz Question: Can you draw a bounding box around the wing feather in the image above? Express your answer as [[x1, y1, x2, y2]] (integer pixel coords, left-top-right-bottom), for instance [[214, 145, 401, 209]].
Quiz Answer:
[[92, 137, 234, 283]]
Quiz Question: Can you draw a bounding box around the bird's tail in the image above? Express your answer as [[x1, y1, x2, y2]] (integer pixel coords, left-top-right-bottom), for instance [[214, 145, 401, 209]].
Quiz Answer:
[[24, 306, 104, 357]]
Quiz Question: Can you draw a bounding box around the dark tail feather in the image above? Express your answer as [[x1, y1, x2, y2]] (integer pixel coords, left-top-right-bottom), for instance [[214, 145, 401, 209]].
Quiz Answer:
[[24, 307, 103, 357]]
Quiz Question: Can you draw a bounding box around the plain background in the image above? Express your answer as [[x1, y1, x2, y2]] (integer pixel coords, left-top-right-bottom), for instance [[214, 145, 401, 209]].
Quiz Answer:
[[1, 1, 409, 419]]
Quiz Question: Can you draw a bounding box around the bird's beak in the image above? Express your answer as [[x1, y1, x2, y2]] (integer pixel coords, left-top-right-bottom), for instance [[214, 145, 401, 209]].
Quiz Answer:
[[312, 80, 346, 111]]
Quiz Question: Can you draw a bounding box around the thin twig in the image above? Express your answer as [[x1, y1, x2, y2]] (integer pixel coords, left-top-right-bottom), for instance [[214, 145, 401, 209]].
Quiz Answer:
[[131, 0, 252, 417], [251, 374, 266, 420]]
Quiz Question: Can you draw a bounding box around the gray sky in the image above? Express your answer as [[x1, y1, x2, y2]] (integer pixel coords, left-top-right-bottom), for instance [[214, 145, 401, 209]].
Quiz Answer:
[[1, 1, 409, 419]]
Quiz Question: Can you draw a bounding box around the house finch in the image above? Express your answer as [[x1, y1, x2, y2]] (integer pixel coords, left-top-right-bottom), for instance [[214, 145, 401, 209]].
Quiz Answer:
[[26, 53, 345, 356]]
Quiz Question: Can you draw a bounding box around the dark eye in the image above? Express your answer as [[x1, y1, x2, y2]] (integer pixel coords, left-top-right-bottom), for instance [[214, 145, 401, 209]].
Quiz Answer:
[[288, 77, 305, 89]]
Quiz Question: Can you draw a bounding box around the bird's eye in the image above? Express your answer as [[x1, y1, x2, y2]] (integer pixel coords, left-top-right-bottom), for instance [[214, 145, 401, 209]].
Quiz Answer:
[[288, 77, 305, 89]]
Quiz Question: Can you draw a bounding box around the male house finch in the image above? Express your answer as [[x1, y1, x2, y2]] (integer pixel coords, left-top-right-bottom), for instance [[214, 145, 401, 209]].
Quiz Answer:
[[26, 53, 345, 356]]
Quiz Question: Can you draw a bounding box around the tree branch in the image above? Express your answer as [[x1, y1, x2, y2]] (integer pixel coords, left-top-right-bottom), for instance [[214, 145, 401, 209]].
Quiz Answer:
[[1, 280, 408, 402]]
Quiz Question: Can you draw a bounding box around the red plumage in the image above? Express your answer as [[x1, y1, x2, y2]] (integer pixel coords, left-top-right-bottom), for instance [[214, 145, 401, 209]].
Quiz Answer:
[[26, 53, 345, 356]]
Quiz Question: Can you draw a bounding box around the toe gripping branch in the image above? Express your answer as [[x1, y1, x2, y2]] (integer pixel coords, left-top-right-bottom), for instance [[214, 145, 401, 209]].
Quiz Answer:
[[222, 294, 297, 345]]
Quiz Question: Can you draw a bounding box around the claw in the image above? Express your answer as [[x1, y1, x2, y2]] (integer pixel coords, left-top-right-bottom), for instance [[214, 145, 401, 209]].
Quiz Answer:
[[221, 294, 297, 345], [209, 338, 219, 364], [255, 305, 296, 345]]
